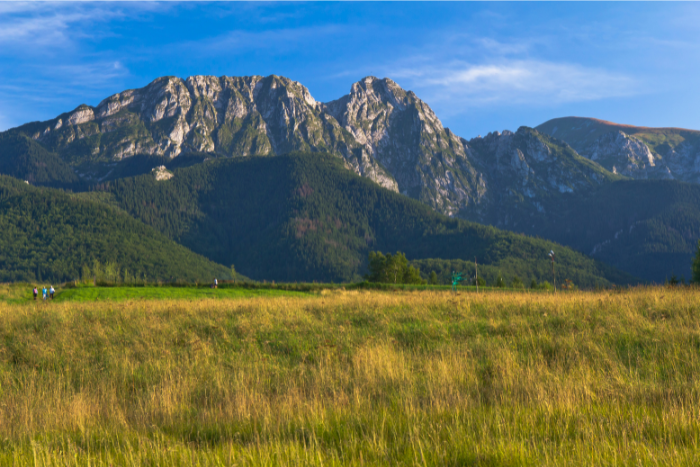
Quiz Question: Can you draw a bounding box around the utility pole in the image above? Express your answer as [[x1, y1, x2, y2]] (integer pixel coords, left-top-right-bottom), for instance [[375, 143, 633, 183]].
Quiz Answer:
[[475, 257, 478, 293], [548, 250, 556, 292]]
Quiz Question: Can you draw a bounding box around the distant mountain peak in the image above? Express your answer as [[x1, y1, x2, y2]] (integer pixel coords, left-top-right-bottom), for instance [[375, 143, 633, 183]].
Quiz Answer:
[[537, 116, 700, 183]]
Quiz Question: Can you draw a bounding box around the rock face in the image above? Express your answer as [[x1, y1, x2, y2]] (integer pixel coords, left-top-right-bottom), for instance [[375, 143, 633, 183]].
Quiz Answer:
[[152, 165, 173, 181], [4, 75, 619, 219], [460, 127, 618, 227], [536, 117, 700, 183], [583, 131, 659, 178], [325, 77, 480, 215]]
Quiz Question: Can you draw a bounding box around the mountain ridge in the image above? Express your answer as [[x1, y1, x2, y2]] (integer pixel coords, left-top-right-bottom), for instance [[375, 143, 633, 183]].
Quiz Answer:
[[4, 75, 620, 221]]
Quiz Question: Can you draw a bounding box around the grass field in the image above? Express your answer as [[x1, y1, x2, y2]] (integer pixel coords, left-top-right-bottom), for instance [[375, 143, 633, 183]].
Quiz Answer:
[[1, 287, 699, 465]]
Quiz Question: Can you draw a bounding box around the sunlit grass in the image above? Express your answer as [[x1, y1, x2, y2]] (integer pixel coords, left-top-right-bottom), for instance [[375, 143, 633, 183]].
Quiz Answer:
[[1, 287, 699, 465]]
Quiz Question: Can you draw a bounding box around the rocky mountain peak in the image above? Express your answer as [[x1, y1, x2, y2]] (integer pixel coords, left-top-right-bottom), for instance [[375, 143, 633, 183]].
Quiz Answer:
[[348, 76, 408, 110], [96, 76, 190, 122]]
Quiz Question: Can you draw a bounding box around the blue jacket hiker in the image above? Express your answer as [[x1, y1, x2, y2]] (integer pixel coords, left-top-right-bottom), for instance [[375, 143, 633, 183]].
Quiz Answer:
[[42, 287, 47, 300]]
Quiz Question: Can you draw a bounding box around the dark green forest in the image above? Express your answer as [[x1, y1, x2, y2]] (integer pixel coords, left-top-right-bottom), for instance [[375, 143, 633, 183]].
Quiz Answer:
[[530, 180, 700, 283], [0, 175, 232, 282], [87, 152, 634, 286], [0, 133, 81, 188]]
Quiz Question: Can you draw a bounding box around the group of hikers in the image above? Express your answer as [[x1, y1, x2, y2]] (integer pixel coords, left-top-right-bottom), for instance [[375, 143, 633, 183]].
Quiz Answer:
[[32, 286, 55, 301]]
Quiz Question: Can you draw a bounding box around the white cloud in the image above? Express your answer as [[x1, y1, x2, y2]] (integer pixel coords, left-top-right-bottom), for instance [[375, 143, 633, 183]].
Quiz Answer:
[[390, 59, 639, 112]]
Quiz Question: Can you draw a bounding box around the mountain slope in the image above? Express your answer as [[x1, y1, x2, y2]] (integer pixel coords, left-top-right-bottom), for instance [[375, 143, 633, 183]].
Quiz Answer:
[[536, 117, 700, 182], [458, 127, 622, 227], [526, 179, 700, 283], [325, 77, 480, 215], [93, 152, 635, 286], [0, 133, 81, 188], [0, 175, 232, 282]]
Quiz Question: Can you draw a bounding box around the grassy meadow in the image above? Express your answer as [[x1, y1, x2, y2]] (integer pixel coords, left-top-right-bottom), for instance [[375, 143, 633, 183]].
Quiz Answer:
[[1, 286, 700, 465]]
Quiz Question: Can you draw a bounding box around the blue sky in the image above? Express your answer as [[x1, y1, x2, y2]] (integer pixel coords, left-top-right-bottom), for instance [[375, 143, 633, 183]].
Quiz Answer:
[[1, 2, 699, 138]]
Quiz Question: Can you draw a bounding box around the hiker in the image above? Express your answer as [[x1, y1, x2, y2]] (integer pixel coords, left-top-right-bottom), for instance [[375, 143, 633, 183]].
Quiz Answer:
[[33, 287, 37, 300], [214, 278, 218, 289], [42, 286, 47, 301], [50, 285, 55, 299]]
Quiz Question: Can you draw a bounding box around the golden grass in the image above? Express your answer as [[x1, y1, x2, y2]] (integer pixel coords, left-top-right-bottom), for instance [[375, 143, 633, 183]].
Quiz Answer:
[[1, 288, 700, 465]]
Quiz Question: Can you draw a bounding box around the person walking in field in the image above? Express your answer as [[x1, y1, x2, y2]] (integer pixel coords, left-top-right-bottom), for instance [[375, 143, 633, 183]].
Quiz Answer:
[[42, 287, 47, 301], [214, 278, 218, 289], [33, 287, 38, 300], [50, 286, 55, 299]]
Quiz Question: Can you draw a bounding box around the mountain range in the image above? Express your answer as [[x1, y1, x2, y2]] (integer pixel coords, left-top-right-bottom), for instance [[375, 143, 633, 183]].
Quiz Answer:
[[1, 74, 699, 283]]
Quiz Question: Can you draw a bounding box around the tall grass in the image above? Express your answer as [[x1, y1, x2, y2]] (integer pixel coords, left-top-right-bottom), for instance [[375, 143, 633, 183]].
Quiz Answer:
[[1, 288, 699, 465]]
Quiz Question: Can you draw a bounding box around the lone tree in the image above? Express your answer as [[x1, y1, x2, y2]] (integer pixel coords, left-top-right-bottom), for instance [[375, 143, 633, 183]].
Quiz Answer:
[[366, 251, 424, 284]]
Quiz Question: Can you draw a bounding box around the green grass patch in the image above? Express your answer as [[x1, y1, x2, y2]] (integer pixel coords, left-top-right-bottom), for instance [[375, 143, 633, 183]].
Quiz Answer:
[[53, 285, 309, 302]]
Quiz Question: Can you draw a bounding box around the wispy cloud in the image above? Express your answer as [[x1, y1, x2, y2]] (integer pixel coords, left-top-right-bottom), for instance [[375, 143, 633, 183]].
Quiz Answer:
[[392, 59, 638, 111], [0, 4, 138, 129], [0, 4, 123, 50]]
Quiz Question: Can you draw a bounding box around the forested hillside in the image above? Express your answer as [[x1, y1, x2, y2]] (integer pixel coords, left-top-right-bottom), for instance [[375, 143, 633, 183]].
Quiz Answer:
[[91, 152, 635, 286], [530, 180, 700, 282], [0, 176, 232, 282], [0, 133, 81, 188]]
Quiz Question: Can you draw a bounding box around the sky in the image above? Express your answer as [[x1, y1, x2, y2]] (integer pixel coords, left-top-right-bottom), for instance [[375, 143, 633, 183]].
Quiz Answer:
[[1, 2, 699, 139]]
